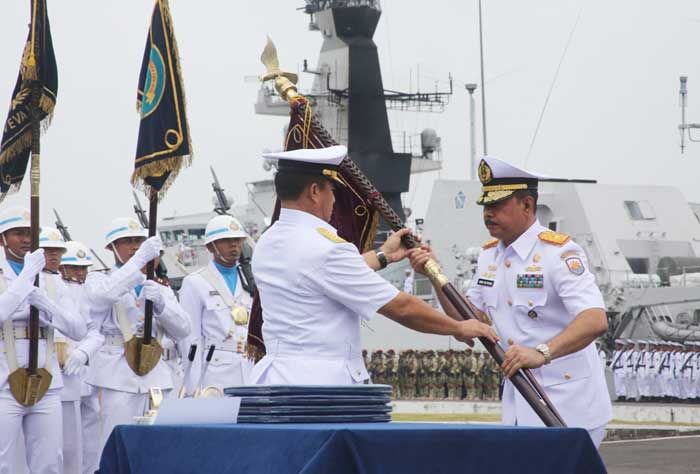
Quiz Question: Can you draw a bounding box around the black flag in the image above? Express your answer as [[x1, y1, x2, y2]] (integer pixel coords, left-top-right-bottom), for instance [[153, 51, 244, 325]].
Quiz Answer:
[[133, 0, 192, 198], [0, 0, 57, 201]]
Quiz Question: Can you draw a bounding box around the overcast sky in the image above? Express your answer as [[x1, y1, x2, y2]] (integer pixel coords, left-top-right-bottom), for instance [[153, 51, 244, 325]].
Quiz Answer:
[[2, 0, 700, 257]]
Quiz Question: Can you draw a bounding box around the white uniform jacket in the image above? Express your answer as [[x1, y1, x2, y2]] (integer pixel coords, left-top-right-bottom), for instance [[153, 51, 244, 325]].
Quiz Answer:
[[178, 261, 253, 389], [250, 209, 399, 385], [59, 281, 104, 402], [85, 260, 190, 393], [0, 261, 87, 391], [466, 221, 612, 430]]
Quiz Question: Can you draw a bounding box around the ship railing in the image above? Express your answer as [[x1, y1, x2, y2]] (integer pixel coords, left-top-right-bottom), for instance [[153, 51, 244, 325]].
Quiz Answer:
[[606, 270, 661, 289], [671, 265, 700, 288]]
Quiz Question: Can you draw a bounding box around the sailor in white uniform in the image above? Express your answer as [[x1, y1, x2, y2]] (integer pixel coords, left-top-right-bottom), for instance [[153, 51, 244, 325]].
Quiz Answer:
[[410, 157, 612, 448], [250, 146, 498, 385], [611, 339, 626, 400], [0, 208, 87, 474], [178, 215, 254, 394], [85, 217, 190, 451], [58, 240, 104, 474]]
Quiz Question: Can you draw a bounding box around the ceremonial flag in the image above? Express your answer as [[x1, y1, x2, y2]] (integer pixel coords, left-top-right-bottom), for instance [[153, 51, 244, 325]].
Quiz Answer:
[[0, 0, 57, 201], [133, 0, 192, 198], [247, 93, 379, 359]]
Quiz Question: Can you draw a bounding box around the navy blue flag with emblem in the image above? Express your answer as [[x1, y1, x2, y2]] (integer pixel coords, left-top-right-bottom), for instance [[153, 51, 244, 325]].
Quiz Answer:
[[133, 0, 192, 198], [0, 0, 57, 202]]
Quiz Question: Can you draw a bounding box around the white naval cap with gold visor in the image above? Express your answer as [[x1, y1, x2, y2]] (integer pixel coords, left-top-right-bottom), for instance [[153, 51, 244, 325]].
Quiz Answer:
[[262, 145, 347, 186], [477, 156, 549, 205]]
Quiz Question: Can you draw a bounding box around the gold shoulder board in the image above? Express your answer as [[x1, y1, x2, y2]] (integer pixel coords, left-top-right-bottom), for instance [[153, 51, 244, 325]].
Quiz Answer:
[[317, 227, 347, 244], [538, 231, 570, 246], [482, 238, 499, 250]]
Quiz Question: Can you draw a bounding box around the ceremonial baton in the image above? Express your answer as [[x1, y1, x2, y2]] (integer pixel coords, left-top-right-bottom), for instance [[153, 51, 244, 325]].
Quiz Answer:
[[194, 344, 216, 398]]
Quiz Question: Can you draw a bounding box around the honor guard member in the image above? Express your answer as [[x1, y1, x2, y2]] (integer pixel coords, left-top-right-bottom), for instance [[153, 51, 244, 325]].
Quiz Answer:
[[611, 339, 626, 400], [179, 215, 254, 394], [409, 157, 612, 447], [59, 241, 104, 474], [85, 218, 190, 450], [0, 208, 87, 473], [250, 146, 498, 385]]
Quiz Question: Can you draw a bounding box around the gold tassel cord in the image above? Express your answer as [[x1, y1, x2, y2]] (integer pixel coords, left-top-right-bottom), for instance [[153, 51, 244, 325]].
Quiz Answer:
[[130, 154, 191, 202]]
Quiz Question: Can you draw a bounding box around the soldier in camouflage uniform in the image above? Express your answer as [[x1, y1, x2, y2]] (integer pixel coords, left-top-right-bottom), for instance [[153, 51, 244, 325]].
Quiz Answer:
[[370, 350, 384, 385], [420, 351, 434, 399], [461, 349, 475, 400], [482, 356, 498, 401], [397, 350, 409, 399], [436, 351, 449, 399], [406, 350, 419, 399], [448, 350, 463, 399], [385, 349, 398, 397], [474, 352, 486, 399]]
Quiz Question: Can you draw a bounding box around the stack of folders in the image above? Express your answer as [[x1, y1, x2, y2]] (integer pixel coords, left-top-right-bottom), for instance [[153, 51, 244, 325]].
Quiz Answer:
[[223, 385, 393, 423]]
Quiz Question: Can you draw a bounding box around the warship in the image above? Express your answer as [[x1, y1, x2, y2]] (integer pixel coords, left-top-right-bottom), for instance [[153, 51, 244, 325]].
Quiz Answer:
[[157, 0, 700, 351]]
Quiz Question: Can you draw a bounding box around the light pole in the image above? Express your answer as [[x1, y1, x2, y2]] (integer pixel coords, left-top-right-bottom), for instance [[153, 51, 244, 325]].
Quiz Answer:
[[465, 83, 478, 180], [478, 0, 488, 155]]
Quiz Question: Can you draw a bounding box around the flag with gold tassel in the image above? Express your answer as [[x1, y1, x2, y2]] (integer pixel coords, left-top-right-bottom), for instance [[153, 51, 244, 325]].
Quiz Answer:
[[133, 0, 192, 198], [0, 0, 57, 201], [247, 49, 379, 359]]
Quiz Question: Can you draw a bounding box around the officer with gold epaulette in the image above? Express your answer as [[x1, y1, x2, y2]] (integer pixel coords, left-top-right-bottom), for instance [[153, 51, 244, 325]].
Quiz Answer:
[[249, 146, 498, 385], [409, 157, 612, 448]]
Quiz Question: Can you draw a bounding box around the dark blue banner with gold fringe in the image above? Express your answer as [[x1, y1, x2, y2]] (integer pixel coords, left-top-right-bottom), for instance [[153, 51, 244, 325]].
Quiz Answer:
[[0, 0, 57, 201], [133, 0, 192, 198]]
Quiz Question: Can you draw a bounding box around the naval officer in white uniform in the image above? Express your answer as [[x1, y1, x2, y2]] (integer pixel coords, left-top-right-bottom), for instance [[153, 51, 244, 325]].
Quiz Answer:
[[0, 208, 87, 473], [58, 240, 104, 474], [250, 145, 498, 386], [409, 157, 612, 448], [85, 217, 190, 451], [179, 215, 254, 394]]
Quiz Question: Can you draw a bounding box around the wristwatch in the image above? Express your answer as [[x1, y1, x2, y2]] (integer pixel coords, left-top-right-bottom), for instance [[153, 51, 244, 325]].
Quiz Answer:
[[535, 343, 552, 365], [375, 251, 388, 270]]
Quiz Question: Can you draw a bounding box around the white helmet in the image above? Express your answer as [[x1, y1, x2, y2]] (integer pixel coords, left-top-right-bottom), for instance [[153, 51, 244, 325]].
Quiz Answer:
[[61, 241, 93, 267], [39, 227, 68, 250], [204, 215, 247, 245], [0, 206, 30, 234], [104, 217, 147, 248]]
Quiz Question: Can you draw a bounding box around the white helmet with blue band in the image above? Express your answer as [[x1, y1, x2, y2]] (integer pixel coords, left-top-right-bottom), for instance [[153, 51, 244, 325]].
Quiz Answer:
[[0, 206, 31, 234], [204, 215, 247, 245], [61, 241, 93, 267], [104, 217, 147, 249], [39, 227, 68, 250]]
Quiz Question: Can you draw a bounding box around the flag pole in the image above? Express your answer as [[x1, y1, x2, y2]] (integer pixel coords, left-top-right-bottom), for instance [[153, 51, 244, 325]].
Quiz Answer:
[[142, 189, 158, 346]]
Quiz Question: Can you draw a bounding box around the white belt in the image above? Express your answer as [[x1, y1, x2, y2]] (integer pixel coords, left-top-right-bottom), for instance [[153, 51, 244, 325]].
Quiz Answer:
[[265, 339, 360, 360], [0, 325, 48, 340], [104, 334, 125, 346], [207, 338, 246, 354]]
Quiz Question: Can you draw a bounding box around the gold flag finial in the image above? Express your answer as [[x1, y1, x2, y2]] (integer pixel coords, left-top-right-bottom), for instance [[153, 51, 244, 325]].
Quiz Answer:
[[259, 36, 300, 103]]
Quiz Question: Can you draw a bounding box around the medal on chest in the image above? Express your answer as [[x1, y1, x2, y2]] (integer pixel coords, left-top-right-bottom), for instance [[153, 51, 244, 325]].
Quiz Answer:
[[516, 273, 544, 289]]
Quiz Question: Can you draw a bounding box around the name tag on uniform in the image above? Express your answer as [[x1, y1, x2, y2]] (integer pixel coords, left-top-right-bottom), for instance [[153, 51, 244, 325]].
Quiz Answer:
[[477, 278, 494, 287], [209, 290, 220, 296], [516, 273, 543, 289]]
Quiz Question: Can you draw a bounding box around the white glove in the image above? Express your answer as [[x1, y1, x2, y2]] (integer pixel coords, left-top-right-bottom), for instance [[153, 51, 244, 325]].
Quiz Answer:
[[17, 249, 46, 285], [63, 349, 88, 376], [131, 236, 163, 269], [142, 280, 166, 314], [27, 287, 56, 325]]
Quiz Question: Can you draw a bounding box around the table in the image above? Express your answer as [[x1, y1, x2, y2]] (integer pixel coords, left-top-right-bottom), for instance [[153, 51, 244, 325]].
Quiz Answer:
[[99, 422, 606, 473]]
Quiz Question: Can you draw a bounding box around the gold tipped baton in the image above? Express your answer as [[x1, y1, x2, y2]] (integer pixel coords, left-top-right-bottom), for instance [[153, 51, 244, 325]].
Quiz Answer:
[[259, 37, 566, 428]]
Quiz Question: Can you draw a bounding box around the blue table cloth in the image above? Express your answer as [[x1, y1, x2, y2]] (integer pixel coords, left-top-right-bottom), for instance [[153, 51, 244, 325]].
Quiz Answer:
[[99, 422, 606, 474]]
